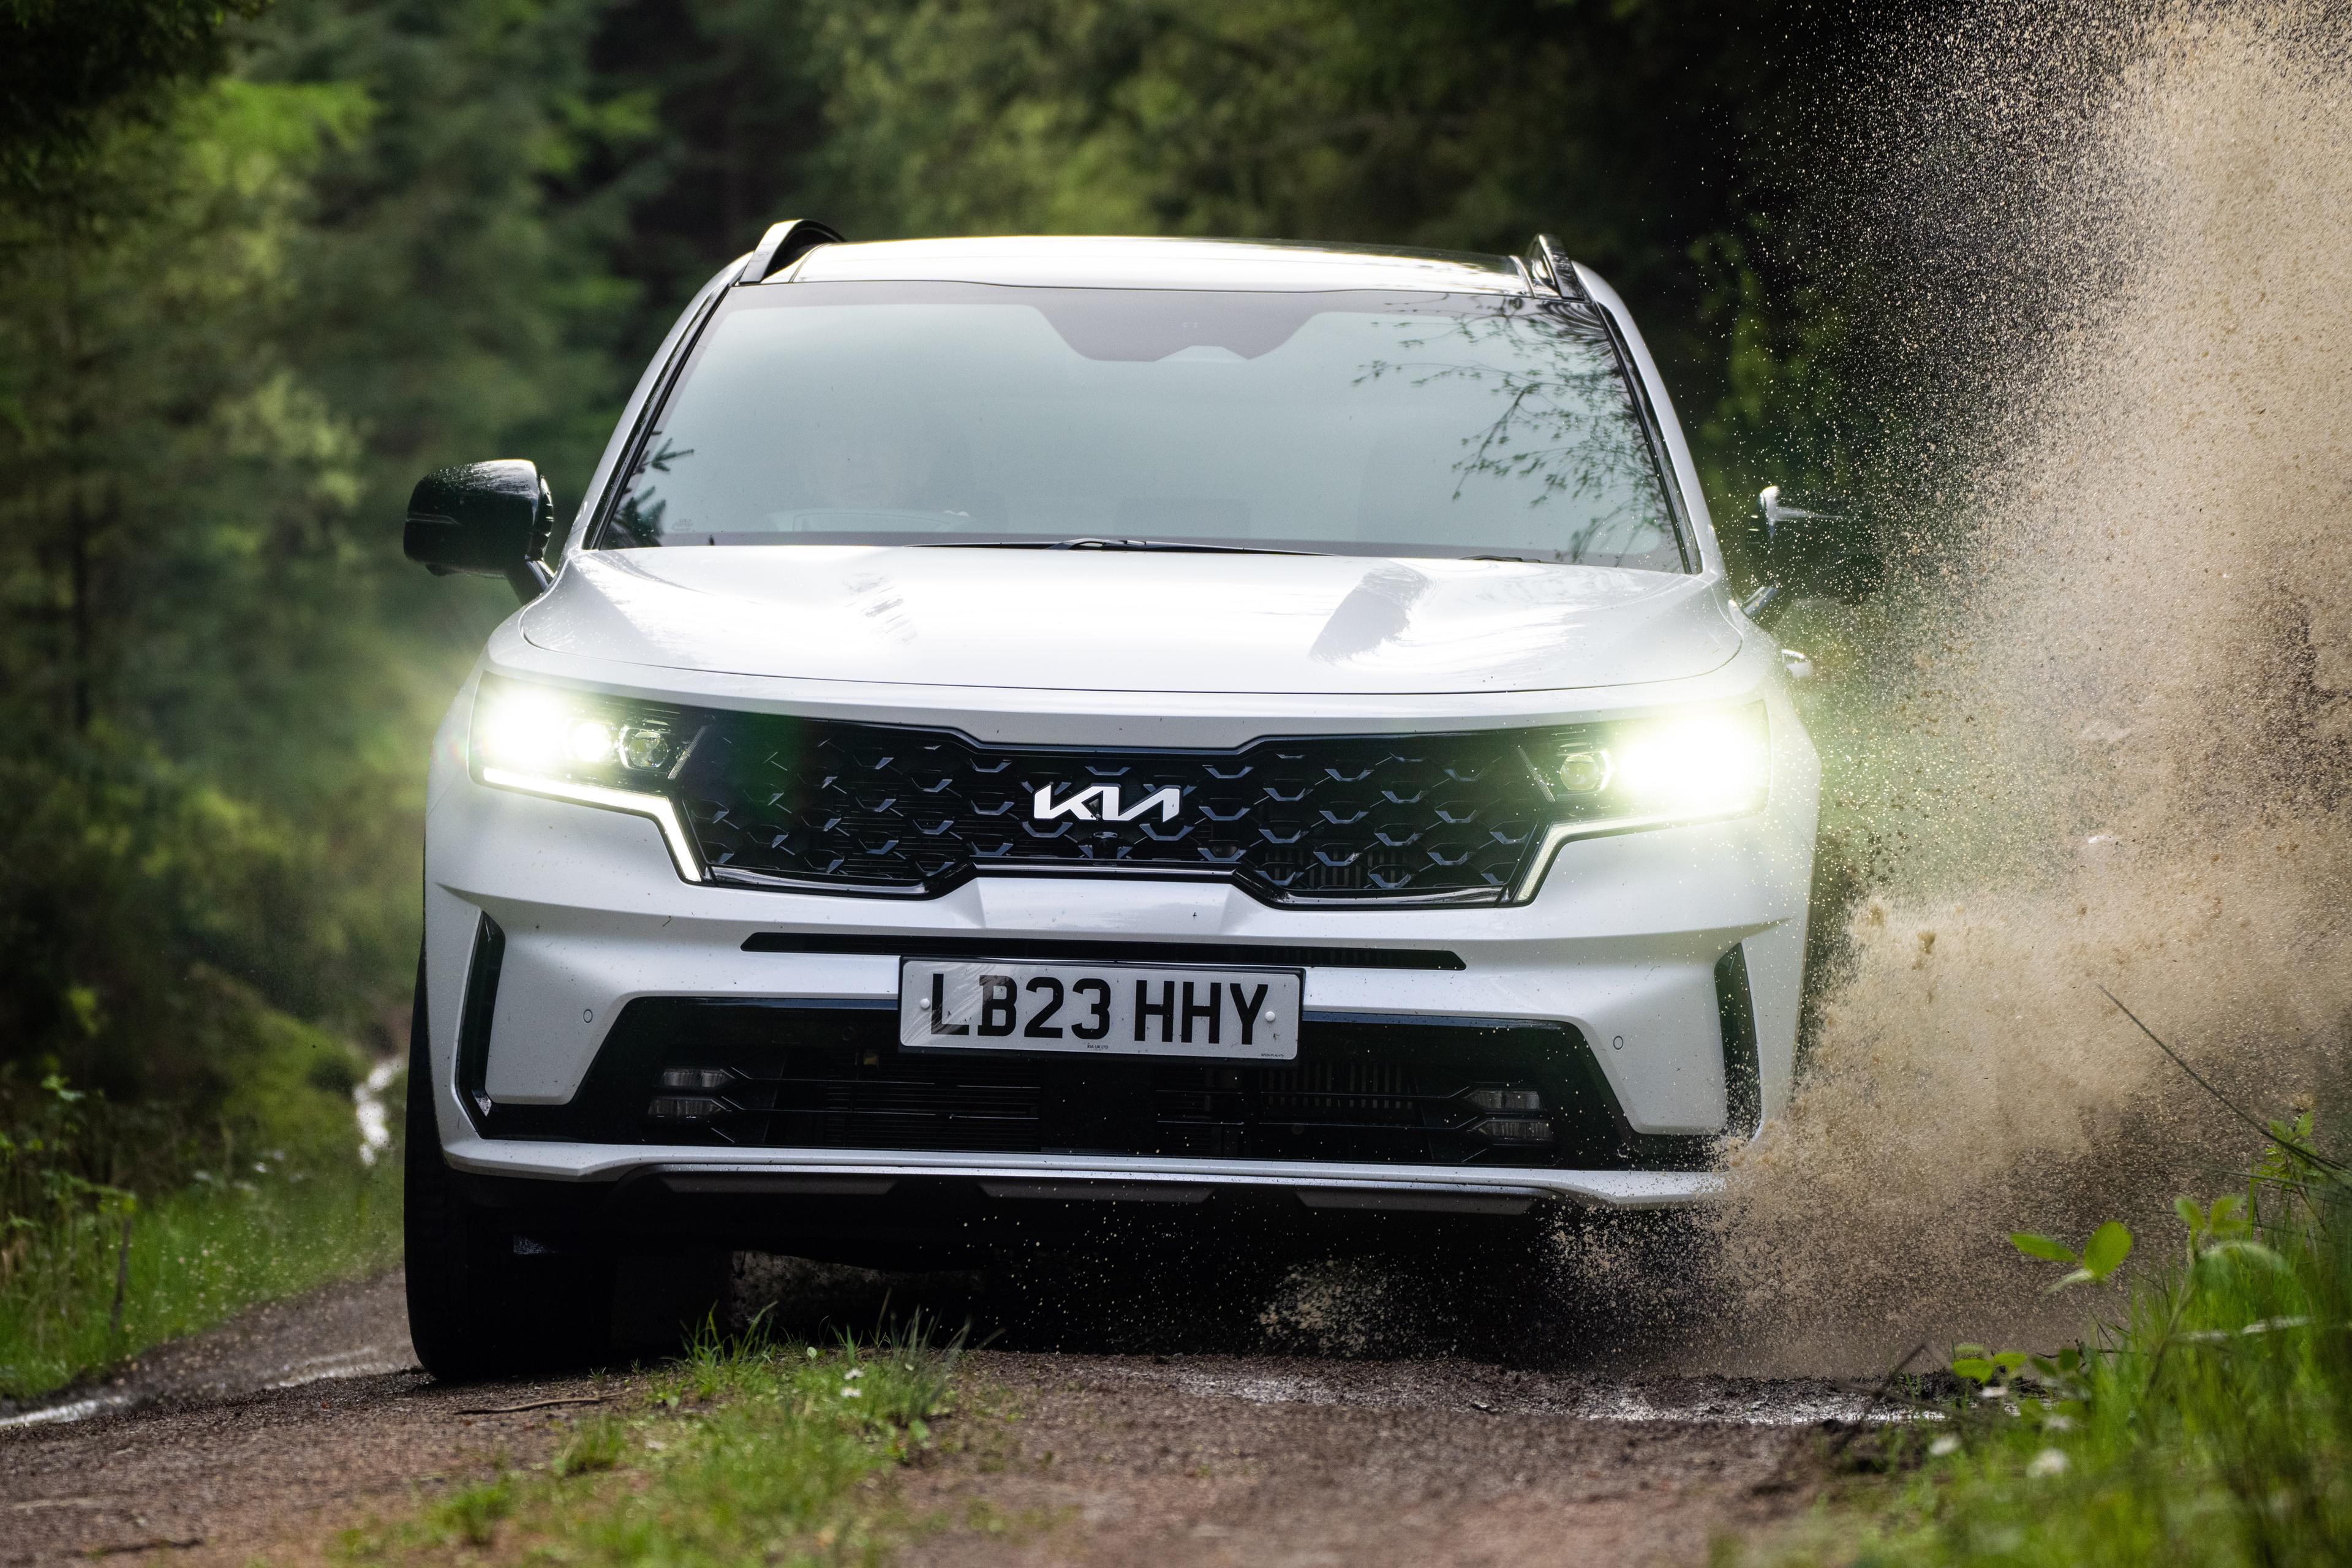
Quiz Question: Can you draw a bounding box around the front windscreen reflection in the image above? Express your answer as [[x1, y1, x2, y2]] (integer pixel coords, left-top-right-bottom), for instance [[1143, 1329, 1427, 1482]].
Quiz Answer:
[[601, 283, 1686, 570]]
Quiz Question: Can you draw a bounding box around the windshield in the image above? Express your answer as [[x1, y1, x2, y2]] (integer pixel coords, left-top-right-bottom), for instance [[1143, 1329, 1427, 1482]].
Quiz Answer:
[[597, 282, 1688, 570]]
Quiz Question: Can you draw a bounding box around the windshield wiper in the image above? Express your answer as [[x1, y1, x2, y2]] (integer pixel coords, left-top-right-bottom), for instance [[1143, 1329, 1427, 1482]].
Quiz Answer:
[[911, 537, 1329, 556]]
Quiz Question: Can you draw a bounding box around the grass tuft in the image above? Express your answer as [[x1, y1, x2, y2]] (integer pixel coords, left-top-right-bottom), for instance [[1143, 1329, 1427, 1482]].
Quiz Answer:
[[554, 1412, 627, 1477], [433, 1474, 516, 1548], [342, 1310, 965, 1565]]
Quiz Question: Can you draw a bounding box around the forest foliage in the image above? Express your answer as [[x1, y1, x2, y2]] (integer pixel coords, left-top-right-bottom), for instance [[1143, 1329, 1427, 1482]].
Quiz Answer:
[[0, 0, 1918, 1134]]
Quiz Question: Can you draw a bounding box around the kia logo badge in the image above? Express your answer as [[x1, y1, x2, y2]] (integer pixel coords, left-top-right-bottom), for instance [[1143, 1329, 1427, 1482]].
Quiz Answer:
[[1031, 784, 1181, 823]]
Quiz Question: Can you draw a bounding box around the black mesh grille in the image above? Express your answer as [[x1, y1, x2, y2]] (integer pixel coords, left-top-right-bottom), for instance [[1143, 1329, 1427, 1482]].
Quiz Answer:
[[755, 1049, 1046, 1155], [673, 717, 1552, 903], [1152, 1057, 1502, 1164]]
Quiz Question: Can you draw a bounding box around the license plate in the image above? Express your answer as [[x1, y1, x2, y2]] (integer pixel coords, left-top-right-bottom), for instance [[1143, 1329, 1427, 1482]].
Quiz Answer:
[[899, 960, 1302, 1060]]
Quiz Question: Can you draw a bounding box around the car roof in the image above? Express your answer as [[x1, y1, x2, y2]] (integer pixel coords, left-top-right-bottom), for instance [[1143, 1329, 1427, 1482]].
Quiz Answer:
[[778, 235, 1531, 294]]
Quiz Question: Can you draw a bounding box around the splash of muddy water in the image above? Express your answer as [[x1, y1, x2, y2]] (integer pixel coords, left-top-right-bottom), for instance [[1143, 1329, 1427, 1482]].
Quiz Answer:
[[1708, 2, 2352, 1370]]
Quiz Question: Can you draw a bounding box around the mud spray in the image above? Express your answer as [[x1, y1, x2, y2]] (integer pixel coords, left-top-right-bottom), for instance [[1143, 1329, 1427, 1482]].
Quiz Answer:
[[1705, 0, 2352, 1373]]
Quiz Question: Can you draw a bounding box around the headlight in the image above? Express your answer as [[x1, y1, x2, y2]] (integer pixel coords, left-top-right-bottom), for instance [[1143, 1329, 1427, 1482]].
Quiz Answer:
[[470, 675, 707, 880], [1521, 702, 1770, 829]]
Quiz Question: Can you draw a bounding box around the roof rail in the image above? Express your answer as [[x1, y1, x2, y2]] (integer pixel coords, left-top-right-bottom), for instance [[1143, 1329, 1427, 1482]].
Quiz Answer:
[[740, 219, 845, 284], [1523, 234, 1588, 301]]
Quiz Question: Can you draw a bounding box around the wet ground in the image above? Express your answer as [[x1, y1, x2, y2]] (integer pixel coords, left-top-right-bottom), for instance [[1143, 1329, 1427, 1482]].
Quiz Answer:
[[0, 1268, 1879, 1566]]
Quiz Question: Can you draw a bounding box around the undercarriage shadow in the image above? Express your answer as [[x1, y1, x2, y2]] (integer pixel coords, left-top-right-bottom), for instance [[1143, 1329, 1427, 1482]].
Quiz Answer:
[[714, 1203, 1717, 1371]]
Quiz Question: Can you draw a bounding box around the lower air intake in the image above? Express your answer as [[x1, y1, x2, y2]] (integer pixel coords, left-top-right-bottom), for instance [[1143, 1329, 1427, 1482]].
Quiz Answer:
[[479, 999, 1722, 1172]]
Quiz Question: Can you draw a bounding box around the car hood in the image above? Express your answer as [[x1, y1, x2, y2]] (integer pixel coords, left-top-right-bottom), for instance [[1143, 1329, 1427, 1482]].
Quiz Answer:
[[519, 548, 1744, 695]]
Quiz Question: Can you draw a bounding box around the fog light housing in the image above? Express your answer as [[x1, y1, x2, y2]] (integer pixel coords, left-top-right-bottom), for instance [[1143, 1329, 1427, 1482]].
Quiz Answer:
[[647, 1094, 725, 1120], [1472, 1115, 1555, 1144]]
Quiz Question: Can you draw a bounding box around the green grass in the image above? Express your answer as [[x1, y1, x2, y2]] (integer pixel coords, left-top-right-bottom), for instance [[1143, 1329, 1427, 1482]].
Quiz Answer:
[[339, 1315, 963, 1567], [1758, 1120, 2351, 1568], [0, 1155, 402, 1401], [0, 988, 405, 1403]]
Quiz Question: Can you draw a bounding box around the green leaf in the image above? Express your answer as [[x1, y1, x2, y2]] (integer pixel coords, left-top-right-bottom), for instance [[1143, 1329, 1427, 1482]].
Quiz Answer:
[[2081, 1221, 2133, 1280], [1992, 1351, 2029, 1374], [1951, 1357, 1997, 1384], [2047, 1267, 2097, 1294], [2175, 1196, 2205, 1233], [2010, 1232, 2076, 1264], [2201, 1240, 2290, 1271]]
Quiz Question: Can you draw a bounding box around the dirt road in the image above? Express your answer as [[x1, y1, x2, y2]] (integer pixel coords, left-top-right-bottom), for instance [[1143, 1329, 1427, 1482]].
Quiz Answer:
[[0, 1272, 1871, 1566]]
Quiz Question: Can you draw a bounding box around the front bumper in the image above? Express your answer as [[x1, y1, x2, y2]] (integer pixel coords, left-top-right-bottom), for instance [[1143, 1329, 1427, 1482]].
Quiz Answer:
[[466, 1152, 1715, 1219], [421, 652, 1817, 1218], [452, 1158, 1715, 1272]]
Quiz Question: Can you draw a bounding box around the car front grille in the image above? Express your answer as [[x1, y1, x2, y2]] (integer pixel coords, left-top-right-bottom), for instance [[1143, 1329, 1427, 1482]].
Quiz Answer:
[[479, 999, 1722, 1172], [670, 716, 1553, 905]]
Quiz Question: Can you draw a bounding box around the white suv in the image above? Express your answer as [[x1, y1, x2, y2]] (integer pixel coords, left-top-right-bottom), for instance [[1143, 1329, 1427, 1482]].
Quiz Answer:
[[399, 226, 1837, 1376]]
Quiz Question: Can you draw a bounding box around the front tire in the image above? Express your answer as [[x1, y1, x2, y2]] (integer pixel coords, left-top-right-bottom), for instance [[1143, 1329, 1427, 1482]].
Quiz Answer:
[[404, 953, 612, 1381]]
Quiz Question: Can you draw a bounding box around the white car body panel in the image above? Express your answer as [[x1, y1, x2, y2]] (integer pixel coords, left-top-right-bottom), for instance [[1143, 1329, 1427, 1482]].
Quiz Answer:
[[430, 235, 1815, 1219], [518, 549, 1744, 696]]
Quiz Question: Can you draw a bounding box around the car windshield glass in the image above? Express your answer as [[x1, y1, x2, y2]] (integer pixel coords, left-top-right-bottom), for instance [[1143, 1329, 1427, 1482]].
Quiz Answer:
[[599, 282, 1687, 570]]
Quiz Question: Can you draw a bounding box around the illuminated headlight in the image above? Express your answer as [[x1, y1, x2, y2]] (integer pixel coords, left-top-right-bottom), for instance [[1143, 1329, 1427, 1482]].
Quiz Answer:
[[470, 676, 706, 880], [1603, 705, 1771, 818], [1522, 703, 1770, 829]]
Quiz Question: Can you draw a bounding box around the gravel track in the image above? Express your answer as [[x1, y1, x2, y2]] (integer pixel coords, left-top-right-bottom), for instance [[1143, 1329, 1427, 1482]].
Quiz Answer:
[[0, 1272, 1859, 1566]]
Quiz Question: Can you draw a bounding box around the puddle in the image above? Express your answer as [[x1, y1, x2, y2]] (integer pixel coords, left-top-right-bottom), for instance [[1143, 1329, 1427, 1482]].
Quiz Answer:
[[1139, 1358, 1916, 1427], [0, 1393, 138, 1431], [1174, 1371, 1343, 1407], [266, 1344, 412, 1390], [0, 1344, 411, 1431]]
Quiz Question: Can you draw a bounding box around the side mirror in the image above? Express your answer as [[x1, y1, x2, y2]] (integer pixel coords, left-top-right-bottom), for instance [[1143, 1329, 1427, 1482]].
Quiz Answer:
[[1739, 484, 1882, 630], [403, 459, 557, 603]]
